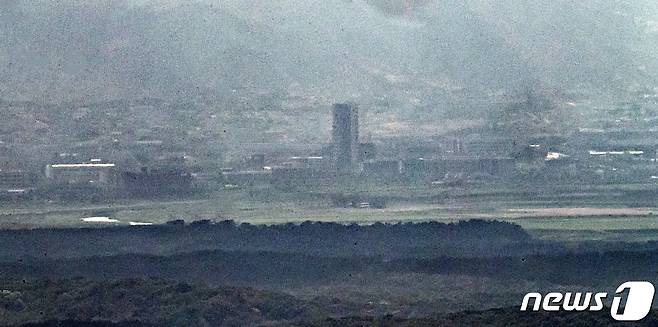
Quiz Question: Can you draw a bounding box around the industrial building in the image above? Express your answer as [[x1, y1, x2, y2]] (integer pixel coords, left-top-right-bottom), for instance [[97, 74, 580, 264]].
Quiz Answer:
[[43, 161, 118, 200], [271, 166, 336, 189], [122, 167, 193, 196], [271, 156, 335, 189], [45, 162, 117, 186], [222, 170, 271, 187], [402, 157, 515, 181]]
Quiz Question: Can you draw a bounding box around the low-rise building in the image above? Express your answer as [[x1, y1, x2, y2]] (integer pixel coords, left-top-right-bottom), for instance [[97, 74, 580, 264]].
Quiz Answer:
[[271, 165, 336, 189], [221, 170, 271, 187], [122, 167, 193, 196], [403, 157, 515, 181], [0, 169, 34, 199], [45, 162, 117, 186]]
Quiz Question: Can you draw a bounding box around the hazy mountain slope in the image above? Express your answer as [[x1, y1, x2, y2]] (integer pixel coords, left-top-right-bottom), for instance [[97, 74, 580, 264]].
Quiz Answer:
[[0, 0, 656, 102]]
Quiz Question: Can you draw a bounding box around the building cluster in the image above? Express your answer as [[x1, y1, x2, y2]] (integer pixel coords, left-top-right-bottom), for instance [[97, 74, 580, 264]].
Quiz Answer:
[[2, 101, 658, 203], [0, 154, 193, 201], [222, 103, 516, 193], [221, 102, 658, 194]]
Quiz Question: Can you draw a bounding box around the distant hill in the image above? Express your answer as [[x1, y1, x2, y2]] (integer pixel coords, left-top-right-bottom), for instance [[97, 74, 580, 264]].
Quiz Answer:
[[1, 0, 656, 103]]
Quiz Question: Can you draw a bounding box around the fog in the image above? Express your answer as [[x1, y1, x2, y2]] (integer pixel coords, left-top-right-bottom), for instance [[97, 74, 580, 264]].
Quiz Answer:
[[1, 0, 657, 103], [5, 3, 658, 326]]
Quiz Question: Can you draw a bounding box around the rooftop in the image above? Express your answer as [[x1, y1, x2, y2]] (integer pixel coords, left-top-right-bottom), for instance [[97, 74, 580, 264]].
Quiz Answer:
[[49, 163, 116, 168]]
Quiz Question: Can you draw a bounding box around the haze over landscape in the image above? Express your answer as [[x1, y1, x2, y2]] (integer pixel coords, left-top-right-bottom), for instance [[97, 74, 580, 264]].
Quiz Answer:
[[4, 1, 658, 326], [1, 0, 657, 103]]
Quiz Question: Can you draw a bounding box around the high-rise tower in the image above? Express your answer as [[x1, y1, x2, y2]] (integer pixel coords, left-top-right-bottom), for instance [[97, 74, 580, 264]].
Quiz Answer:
[[332, 103, 359, 172]]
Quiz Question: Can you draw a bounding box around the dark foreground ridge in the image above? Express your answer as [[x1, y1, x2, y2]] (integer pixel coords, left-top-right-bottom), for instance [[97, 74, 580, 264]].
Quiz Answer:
[[17, 321, 152, 327], [5, 279, 658, 327], [0, 279, 324, 327], [0, 219, 537, 260], [291, 307, 658, 327], [3, 247, 658, 288], [4, 221, 658, 326]]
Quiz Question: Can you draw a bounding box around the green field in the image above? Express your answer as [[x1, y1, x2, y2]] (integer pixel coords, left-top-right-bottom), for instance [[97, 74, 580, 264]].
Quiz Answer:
[[3, 183, 658, 243]]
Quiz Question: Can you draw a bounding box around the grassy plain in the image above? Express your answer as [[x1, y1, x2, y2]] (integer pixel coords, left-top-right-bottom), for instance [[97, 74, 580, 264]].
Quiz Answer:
[[3, 182, 658, 243]]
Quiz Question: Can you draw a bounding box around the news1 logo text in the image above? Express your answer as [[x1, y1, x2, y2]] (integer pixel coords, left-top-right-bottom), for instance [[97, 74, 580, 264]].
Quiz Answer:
[[521, 281, 655, 321]]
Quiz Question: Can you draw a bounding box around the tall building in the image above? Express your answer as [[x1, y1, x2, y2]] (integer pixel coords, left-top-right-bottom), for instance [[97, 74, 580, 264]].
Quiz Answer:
[[332, 103, 359, 172]]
